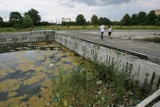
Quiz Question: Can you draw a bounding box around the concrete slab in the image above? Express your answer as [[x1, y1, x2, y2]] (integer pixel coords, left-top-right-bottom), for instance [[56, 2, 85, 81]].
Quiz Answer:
[[153, 101, 160, 107], [58, 31, 160, 64]]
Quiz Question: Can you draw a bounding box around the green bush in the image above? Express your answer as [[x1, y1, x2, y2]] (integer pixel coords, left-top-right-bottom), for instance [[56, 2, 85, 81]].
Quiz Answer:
[[23, 14, 33, 28]]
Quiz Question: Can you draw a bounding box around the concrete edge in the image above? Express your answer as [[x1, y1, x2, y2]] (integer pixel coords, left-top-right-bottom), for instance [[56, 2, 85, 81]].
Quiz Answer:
[[136, 89, 160, 107], [56, 32, 160, 65]]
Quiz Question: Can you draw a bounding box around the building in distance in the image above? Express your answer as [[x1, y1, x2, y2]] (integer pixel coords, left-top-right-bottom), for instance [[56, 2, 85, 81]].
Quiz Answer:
[[154, 9, 160, 16]]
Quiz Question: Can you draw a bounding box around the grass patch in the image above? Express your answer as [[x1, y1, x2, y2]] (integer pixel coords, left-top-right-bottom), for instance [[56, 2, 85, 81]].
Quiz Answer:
[[0, 27, 34, 32], [1, 25, 160, 32], [47, 60, 148, 106]]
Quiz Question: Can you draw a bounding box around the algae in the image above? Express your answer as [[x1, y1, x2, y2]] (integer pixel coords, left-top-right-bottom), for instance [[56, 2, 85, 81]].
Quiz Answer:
[[0, 41, 91, 106], [23, 74, 46, 85], [0, 79, 21, 92], [8, 92, 17, 97]]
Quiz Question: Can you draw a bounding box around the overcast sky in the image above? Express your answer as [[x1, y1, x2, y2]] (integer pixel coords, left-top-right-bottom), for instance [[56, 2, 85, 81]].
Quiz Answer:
[[0, 0, 159, 23]]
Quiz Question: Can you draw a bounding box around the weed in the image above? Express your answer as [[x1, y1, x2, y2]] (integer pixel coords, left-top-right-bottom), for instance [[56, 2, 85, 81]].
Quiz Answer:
[[49, 58, 150, 106]]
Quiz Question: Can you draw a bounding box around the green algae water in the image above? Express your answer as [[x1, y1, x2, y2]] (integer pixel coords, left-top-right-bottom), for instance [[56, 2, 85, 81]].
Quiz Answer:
[[0, 42, 87, 106]]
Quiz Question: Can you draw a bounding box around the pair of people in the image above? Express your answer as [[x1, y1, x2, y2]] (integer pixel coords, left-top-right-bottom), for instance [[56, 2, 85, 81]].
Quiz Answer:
[[99, 25, 112, 39]]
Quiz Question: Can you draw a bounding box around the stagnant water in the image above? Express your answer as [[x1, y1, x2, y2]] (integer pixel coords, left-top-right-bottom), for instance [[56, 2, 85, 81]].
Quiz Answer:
[[0, 42, 87, 106]]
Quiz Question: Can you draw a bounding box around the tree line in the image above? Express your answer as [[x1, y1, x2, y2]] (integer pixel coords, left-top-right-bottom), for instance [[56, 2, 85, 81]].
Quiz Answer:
[[63, 10, 160, 26], [0, 9, 160, 28], [0, 8, 50, 28], [121, 10, 160, 25], [62, 14, 112, 26]]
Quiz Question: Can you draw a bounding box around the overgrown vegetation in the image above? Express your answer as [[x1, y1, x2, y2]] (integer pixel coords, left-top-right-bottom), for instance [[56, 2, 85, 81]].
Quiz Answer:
[[1, 25, 160, 32], [48, 59, 149, 106], [23, 14, 33, 28]]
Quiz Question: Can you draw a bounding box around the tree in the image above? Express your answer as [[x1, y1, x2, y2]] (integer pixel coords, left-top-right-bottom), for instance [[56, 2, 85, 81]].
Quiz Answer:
[[61, 21, 75, 26], [121, 14, 131, 25], [9, 12, 23, 26], [0, 17, 3, 22], [91, 15, 99, 25], [39, 21, 51, 26], [0, 17, 4, 27], [25, 8, 41, 25], [76, 14, 86, 25], [112, 21, 121, 25], [146, 10, 158, 25], [156, 15, 160, 25], [137, 11, 147, 25], [131, 14, 138, 25], [23, 14, 33, 28], [99, 17, 111, 25], [157, 15, 160, 21]]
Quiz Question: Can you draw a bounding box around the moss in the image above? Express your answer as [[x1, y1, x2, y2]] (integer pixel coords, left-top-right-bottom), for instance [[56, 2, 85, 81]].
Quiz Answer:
[[8, 92, 17, 97], [23, 74, 46, 85], [34, 66, 45, 72], [20, 102, 28, 107], [0, 68, 16, 76], [0, 79, 21, 92], [28, 96, 47, 107], [16, 63, 35, 72], [0, 95, 28, 107]]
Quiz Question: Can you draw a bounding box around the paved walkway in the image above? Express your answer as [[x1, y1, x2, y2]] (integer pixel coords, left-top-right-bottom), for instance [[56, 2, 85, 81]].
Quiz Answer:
[[59, 31, 160, 64]]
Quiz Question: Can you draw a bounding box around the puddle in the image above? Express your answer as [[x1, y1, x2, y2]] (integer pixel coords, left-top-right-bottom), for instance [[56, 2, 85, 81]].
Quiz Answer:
[[0, 92, 8, 101], [0, 70, 34, 82]]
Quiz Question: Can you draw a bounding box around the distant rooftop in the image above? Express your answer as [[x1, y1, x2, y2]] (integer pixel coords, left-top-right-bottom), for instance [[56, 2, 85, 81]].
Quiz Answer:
[[154, 9, 160, 16]]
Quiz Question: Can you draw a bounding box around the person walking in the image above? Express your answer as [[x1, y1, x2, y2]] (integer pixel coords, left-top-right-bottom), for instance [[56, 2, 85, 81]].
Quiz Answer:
[[99, 25, 105, 39], [108, 25, 112, 39]]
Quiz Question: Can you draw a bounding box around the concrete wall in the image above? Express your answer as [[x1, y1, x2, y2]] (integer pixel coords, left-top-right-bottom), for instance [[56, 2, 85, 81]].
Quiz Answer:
[[0, 34, 55, 44], [55, 33, 160, 90]]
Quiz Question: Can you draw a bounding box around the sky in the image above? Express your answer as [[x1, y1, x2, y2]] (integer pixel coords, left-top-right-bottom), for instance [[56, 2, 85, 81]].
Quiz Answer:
[[0, 0, 160, 23]]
